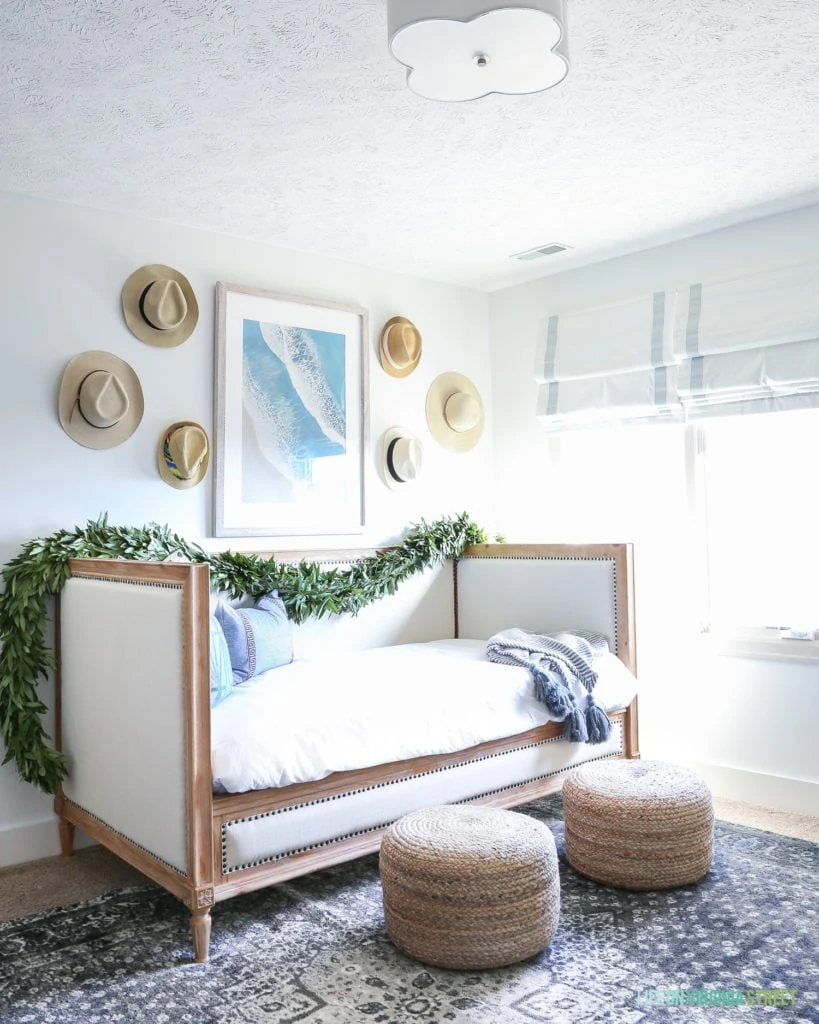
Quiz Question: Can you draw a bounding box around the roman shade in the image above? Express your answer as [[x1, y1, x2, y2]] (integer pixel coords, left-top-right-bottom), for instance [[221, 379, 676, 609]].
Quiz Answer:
[[535, 291, 681, 430], [675, 262, 819, 418], [535, 261, 819, 429]]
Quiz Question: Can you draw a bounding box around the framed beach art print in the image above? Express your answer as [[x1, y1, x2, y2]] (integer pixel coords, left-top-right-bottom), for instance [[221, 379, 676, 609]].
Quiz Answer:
[[214, 283, 368, 537]]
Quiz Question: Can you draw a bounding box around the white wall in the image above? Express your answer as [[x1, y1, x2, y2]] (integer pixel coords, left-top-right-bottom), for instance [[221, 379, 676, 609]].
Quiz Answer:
[[0, 192, 494, 866], [4, 193, 817, 867], [488, 204, 819, 814]]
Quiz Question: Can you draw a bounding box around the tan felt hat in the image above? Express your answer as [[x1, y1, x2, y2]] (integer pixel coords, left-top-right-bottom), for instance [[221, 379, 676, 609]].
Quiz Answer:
[[381, 426, 424, 489], [58, 351, 145, 450], [121, 264, 199, 347], [425, 372, 485, 452], [379, 316, 422, 378], [158, 421, 210, 489]]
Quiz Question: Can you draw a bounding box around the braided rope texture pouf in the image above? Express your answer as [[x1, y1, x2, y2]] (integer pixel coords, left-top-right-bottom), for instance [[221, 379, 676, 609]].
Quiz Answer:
[[564, 760, 714, 890], [379, 805, 559, 970]]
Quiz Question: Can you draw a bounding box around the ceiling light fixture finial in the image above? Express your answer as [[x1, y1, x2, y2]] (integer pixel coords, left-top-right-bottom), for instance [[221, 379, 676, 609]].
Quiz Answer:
[[388, 0, 569, 102]]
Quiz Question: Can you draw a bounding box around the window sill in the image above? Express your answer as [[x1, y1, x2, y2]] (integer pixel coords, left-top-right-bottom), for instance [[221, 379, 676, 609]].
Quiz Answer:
[[703, 628, 819, 663]]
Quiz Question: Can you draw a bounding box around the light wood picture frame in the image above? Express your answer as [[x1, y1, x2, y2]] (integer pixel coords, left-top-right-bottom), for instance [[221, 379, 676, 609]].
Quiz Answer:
[[214, 283, 368, 537]]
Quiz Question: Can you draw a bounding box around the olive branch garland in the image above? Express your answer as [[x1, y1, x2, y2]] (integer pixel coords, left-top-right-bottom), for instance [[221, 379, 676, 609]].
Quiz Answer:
[[0, 512, 487, 795]]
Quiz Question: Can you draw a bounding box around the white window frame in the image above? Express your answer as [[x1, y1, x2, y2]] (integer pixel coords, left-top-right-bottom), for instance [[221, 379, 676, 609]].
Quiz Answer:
[[685, 422, 819, 663]]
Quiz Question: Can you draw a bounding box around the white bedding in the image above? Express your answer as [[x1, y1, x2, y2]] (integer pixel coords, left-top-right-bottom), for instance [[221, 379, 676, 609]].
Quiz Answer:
[[210, 639, 638, 794]]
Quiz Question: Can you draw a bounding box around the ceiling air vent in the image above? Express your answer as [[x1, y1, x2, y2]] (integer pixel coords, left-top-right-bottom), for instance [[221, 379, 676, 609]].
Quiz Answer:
[[511, 242, 572, 261]]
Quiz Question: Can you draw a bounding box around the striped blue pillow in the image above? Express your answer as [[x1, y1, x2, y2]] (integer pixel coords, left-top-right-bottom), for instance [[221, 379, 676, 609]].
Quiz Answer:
[[215, 592, 293, 684], [209, 616, 234, 706]]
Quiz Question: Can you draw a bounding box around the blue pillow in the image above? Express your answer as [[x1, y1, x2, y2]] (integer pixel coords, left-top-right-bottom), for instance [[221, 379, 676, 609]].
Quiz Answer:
[[209, 616, 234, 707], [215, 592, 293, 684]]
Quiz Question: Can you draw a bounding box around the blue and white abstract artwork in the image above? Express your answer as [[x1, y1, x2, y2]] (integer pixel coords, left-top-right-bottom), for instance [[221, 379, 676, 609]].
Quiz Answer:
[[242, 319, 347, 504], [214, 283, 366, 537]]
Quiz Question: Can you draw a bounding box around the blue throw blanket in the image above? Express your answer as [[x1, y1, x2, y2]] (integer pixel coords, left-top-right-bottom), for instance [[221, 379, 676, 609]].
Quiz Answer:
[[485, 628, 612, 744]]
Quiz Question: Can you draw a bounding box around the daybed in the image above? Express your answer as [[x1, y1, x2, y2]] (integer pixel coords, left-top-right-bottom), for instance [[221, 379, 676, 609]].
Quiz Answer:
[[54, 543, 639, 962]]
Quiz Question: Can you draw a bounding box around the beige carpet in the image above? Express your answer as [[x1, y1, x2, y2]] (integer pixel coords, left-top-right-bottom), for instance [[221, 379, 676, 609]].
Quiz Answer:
[[712, 796, 819, 843], [0, 844, 146, 923], [1, 798, 815, 924]]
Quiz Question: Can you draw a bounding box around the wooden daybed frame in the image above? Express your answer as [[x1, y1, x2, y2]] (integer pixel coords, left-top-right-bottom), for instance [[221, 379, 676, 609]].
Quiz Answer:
[[53, 543, 639, 962]]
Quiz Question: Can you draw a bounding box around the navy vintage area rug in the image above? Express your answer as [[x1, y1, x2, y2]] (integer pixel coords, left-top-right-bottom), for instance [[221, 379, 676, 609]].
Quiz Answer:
[[1, 797, 817, 1024]]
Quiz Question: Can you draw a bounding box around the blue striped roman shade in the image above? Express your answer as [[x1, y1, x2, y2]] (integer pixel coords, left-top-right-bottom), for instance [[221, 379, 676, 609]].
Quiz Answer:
[[535, 261, 819, 429], [675, 261, 819, 418], [535, 290, 681, 430]]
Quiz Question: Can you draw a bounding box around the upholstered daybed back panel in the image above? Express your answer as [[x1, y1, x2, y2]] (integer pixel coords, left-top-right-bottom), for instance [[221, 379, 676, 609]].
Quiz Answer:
[[57, 560, 212, 903], [61, 576, 189, 872], [456, 545, 635, 670]]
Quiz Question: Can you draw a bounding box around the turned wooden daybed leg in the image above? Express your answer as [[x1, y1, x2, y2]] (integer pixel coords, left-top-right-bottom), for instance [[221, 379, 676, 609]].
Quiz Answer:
[[190, 909, 212, 963], [58, 818, 75, 857]]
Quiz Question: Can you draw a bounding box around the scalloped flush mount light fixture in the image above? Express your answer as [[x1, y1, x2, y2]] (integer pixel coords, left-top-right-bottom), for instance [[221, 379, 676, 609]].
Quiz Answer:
[[387, 0, 569, 102]]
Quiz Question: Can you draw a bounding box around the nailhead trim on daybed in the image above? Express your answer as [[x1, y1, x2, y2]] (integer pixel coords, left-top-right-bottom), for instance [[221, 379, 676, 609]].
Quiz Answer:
[[70, 572, 184, 590], [220, 722, 624, 874], [455, 554, 618, 654], [462, 733, 624, 803], [61, 796, 189, 877]]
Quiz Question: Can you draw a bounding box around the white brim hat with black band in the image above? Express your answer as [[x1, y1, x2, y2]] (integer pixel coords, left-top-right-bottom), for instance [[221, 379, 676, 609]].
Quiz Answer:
[[381, 427, 424, 489]]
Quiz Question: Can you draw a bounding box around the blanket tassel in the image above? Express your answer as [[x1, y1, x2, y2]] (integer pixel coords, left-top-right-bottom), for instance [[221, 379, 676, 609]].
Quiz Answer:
[[563, 704, 589, 744], [585, 693, 612, 744], [532, 669, 572, 718]]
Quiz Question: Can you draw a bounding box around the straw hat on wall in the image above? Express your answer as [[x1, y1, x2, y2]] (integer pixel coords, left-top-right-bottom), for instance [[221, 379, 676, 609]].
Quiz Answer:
[[425, 372, 484, 452], [158, 422, 210, 489], [381, 427, 424, 489], [58, 351, 144, 450], [121, 264, 199, 347], [379, 317, 422, 378]]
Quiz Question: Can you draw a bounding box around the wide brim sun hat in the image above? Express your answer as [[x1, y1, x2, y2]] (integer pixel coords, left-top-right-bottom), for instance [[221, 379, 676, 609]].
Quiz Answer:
[[121, 264, 199, 347], [425, 372, 484, 452], [58, 350, 145, 450]]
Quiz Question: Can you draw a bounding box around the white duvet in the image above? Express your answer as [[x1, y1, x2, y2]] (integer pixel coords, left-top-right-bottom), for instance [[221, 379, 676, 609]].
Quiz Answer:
[[210, 639, 638, 793]]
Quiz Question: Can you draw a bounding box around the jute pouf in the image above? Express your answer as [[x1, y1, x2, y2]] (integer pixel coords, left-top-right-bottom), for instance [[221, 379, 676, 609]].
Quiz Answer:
[[379, 805, 560, 970], [563, 760, 714, 890]]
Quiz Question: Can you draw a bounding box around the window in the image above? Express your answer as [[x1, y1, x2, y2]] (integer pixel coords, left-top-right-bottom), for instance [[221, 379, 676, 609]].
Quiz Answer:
[[544, 412, 819, 661], [692, 407, 819, 651], [544, 422, 700, 658]]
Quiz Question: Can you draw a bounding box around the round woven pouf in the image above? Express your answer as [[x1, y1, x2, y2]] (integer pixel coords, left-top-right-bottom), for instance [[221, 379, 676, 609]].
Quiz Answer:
[[379, 805, 559, 970], [563, 760, 714, 890]]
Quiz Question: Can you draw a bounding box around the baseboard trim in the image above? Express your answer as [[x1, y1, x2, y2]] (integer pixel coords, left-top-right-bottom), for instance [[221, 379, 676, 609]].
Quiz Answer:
[[0, 816, 95, 869], [677, 760, 818, 817]]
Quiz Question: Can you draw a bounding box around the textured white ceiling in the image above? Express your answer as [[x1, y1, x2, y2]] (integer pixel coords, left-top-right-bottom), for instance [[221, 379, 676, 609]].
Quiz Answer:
[[1, 0, 818, 290]]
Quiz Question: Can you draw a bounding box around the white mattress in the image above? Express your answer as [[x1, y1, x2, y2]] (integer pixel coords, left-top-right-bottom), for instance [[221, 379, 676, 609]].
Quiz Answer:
[[210, 639, 638, 794]]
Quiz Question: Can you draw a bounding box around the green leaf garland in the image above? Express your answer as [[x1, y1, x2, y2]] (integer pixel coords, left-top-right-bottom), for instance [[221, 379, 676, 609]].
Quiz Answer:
[[0, 512, 487, 795]]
